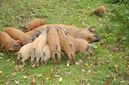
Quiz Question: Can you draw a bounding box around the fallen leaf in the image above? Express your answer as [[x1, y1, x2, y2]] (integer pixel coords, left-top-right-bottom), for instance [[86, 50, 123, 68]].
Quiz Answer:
[[84, 63, 89, 68], [36, 74, 42, 78], [32, 64, 36, 67], [15, 80, 19, 85], [114, 64, 118, 72], [0, 71, 3, 74], [54, 74, 60, 78], [120, 80, 125, 83], [106, 72, 113, 78], [66, 61, 70, 67], [102, 81, 109, 85], [88, 7, 90, 9], [99, 18, 101, 21], [7, 59, 10, 62], [79, 60, 83, 63], [111, 46, 120, 53], [99, 24, 103, 26], [23, 75, 28, 79], [87, 70, 91, 74], [81, 69, 85, 72], [30, 78, 36, 85], [46, 76, 51, 80], [87, 83, 90, 85], [11, 72, 17, 76], [115, 24, 118, 26], [12, 61, 15, 63], [75, 62, 80, 65], [5, 81, 9, 85], [92, 61, 97, 67], [59, 77, 62, 82], [105, 15, 108, 17]]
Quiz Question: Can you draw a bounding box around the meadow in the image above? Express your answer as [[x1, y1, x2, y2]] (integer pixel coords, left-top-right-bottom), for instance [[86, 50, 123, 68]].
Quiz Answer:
[[0, 0, 129, 84]]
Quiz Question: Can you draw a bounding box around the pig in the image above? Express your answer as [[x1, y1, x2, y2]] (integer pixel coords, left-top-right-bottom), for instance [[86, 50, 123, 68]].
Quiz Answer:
[[75, 26, 101, 43], [25, 24, 100, 43], [47, 26, 61, 63], [30, 31, 47, 66], [40, 45, 51, 64], [46, 25, 100, 43], [25, 25, 49, 41], [91, 6, 106, 16], [17, 43, 32, 66], [58, 29, 76, 64], [23, 18, 45, 32], [67, 35, 90, 55], [0, 32, 21, 51], [4, 27, 32, 45]]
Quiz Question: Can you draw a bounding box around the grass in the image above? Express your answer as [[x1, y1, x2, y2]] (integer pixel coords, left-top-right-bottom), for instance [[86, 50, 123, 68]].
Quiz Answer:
[[0, 0, 129, 85]]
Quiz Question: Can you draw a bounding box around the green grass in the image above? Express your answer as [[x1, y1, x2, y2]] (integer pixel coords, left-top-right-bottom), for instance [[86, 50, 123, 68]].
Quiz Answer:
[[0, 0, 129, 85]]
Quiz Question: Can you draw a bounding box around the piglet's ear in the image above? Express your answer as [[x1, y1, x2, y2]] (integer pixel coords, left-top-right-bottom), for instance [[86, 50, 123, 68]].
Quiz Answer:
[[16, 40, 22, 46], [83, 26, 96, 32], [46, 26, 50, 33]]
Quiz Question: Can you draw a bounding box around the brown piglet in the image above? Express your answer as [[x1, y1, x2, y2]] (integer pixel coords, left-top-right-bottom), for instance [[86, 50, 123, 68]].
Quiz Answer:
[[4, 27, 32, 45], [0, 32, 21, 51]]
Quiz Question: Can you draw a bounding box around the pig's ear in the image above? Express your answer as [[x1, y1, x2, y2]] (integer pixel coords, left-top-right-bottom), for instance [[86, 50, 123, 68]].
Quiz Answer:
[[46, 26, 52, 33], [87, 26, 96, 32], [16, 40, 22, 46], [83, 26, 96, 32], [22, 26, 28, 32]]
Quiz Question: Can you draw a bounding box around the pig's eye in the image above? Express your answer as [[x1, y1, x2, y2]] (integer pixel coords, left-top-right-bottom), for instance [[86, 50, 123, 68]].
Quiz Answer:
[[43, 52, 45, 56], [13, 44, 18, 48]]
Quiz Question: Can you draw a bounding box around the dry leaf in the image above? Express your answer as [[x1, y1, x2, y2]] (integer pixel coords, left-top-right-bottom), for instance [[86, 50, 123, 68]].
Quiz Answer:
[[54, 74, 60, 78], [99, 24, 103, 26], [114, 64, 118, 72], [82, 69, 85, 72], [102, 81, 109, 85], [5, 81, 9, 85], [75, 62, 80, 65], [66, 61, 70, 67], [99, 18, 101, 21], [7, 59, 10, 62], [92, 61, 97, 67], [11, 72, 17, 76], [87, 83, 90, 85], [36, 74, 42, 78], [46, 76, 51, 80], [23, 75, 28, 79], [15, 80, 19, 85], [30, 78, 36, 85], [0, 71, 3, 74], [120, 80, 125, 83], [111, 46, 120, 53], [79, 60, 83, 63], [59, 77, 62, 82], [88, 70, 91, 74], [84, 63, 89, 67], [12, 61, 15, 63]]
